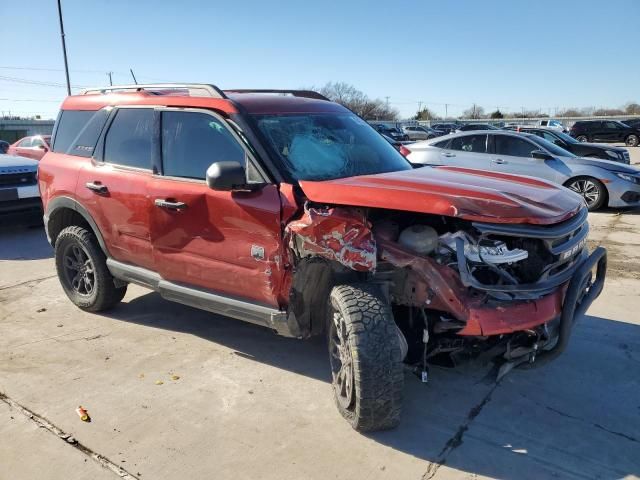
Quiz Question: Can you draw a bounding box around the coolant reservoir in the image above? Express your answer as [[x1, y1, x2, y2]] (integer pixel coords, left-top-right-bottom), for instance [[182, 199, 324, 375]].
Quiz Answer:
[[398, 225, 439, 255]]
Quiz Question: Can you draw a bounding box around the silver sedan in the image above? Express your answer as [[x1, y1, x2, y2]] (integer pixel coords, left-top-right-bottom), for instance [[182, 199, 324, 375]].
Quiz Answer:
[[405, 130, 640, 211]]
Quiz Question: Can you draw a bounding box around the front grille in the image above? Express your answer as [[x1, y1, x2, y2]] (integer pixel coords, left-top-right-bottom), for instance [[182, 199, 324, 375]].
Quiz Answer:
[[0, 171, 37, 187], [468, 208, 589, 295]]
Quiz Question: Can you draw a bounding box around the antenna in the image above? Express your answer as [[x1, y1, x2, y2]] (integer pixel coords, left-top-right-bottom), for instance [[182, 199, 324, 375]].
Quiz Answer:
[[130, 69, 138, 85], [107, 72, 113, 86], [56, 0, 71, 95]]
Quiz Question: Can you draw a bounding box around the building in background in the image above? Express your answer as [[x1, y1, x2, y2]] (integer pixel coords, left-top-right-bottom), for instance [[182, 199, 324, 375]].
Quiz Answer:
[[0, 118, 55, 143]]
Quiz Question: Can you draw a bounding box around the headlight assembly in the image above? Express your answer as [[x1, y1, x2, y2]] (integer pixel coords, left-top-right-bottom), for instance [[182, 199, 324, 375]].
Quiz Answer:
[[614, 172, 640, 184]]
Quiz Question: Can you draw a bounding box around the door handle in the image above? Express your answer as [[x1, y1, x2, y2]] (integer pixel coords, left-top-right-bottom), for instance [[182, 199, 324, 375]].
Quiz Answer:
[[85, 181, 108, 194], [155, 199, 187, 210], [442, 152, 456, 157], [492, 158, 507, 164]]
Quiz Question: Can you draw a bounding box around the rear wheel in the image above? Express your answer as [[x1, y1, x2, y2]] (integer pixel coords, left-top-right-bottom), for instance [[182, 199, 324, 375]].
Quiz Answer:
[[625, 134, 639, 147], [55, 226, 127, 311], [566, 177, 607, 211], [328, 284, 404, 432], [576, 135, 588, 142]]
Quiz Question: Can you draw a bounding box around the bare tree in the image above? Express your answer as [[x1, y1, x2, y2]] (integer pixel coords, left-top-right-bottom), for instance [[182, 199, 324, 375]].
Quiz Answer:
[[625, 102, 640, 115], [462, 104, 485, 119], [314, 82, 399, 120]]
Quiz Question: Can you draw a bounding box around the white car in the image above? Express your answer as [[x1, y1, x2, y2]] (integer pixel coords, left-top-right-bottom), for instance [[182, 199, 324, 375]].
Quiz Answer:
[[404, 130, 640, 211], [0, 154, 42, 224], [538, 119, 568, 133]]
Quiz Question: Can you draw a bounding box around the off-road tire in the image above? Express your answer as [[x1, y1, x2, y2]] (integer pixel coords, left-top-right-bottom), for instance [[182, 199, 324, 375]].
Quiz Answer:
[[625, 134, 639, 147], [55, 226, 127, 311], [327, 284, 404, 432]]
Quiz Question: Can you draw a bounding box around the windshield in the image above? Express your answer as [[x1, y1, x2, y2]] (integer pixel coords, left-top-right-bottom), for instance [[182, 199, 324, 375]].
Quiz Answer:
[[554, 130, 578, 144], [253, 113, 412, 181], [528, 135, 576, 157]]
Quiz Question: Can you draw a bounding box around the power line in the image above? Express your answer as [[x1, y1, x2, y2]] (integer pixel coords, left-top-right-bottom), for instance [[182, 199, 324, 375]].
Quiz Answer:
[[0, 98, 62, 102], [0, 75, 88, 89]]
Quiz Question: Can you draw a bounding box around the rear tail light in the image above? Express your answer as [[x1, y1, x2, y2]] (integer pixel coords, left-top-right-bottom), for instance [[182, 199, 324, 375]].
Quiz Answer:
[[399, 145, 411, 157]]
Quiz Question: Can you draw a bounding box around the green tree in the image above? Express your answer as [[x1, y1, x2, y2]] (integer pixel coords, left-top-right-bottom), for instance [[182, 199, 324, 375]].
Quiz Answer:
[[489, 109, 503, 119], [414, 107, 439, 121]]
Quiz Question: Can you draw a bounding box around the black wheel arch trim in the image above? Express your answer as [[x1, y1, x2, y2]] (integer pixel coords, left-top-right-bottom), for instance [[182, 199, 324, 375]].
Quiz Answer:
[[45, 196, 110, 255]]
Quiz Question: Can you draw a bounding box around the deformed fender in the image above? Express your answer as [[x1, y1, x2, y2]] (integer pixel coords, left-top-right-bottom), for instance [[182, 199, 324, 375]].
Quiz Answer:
[[285, 203, 376, 272]]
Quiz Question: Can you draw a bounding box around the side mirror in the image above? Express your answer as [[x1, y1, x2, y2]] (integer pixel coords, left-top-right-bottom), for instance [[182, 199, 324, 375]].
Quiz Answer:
[[531, 149, 553, 160], [206, 161, 247, 191]]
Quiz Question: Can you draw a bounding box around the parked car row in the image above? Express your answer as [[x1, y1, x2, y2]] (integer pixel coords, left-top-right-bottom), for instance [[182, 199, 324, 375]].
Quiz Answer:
[[404, 129, 640, 211]]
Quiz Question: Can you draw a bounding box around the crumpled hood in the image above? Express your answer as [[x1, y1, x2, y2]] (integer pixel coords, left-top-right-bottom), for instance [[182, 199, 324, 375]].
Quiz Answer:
[[298, 166, 585, 225], [0, 154, 38, 171]]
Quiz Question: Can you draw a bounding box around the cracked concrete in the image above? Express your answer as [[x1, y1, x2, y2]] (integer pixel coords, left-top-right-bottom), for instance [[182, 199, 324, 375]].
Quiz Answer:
[[1, 171, 640, 479]]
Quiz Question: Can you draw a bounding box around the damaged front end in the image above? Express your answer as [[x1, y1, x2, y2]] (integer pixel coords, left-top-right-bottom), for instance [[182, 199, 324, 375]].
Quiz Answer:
[[284, 202, 606, 374]]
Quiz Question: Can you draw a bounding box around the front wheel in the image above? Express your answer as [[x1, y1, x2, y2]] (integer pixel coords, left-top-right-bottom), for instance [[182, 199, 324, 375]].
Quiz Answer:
[[328, 284, 404, 432], [566, 177, 607, 211], [55, 226, 127, 311], [625, 134, 639, 147]]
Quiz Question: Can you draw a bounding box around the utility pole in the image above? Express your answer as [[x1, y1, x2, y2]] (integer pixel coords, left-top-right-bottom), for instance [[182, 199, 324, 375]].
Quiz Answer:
[[385, 96, 390, 112], [445, 103, 448, 119], [56, 0, 71, 95], [107, 72, 113, 86]]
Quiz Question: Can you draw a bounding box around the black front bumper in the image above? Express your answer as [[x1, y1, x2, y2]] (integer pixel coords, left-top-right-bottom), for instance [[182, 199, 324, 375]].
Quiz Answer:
[[522, 246, 607, 368]]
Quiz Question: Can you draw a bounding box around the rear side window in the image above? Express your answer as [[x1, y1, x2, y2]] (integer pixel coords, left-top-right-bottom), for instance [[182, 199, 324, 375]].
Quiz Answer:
[[449, 134, 487, 153], [68, 109, 110, 157], [433, 139, 450, 148], [161, 111, 245, 179], [18, 137, 33, 147], [52, 110, 96, 153], [104, 109, 154, 169], [495, 135, 537, 157]]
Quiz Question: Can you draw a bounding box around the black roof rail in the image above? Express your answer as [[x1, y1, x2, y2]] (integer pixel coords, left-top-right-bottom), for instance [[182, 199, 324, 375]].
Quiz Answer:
[[224, 89, 329, 101], [80, 83, 227, 99]]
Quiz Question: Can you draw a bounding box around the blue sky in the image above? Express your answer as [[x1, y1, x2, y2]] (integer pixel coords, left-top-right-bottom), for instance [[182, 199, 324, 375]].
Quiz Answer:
[[1, 0, 638, 119]]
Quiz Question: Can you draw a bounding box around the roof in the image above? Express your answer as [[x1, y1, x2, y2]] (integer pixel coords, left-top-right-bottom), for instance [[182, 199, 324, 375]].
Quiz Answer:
[[226, 93, 347, 114], [420, 129, 536, 145], [61, 84, 346, 115]]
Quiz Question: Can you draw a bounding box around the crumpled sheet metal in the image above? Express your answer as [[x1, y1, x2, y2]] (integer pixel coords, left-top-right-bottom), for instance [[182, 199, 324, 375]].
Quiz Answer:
[[285, 205, 376, 272]]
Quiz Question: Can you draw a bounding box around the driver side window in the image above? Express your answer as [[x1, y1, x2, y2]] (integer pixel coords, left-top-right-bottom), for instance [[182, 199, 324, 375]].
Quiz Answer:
[[161, 111, 246, 180], [449, 134, 487, 153]]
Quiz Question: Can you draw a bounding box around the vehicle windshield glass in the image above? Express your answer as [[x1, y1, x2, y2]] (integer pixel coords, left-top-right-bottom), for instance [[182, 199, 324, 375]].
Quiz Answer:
[[253, 113, 412, 181], [528, 135, 576, 157], [554, 131, 578, 144]]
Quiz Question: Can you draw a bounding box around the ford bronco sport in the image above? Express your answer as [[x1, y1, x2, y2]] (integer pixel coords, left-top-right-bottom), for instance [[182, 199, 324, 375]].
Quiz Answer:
[[39, 84, 607, 432]]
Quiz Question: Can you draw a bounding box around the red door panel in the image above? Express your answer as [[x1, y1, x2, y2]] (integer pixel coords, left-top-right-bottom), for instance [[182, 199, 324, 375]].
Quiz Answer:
[[76, 163, 154, 269], [149, 178, 284, 308]]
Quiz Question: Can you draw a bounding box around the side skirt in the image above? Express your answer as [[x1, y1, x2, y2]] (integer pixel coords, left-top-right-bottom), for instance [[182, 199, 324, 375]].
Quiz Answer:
[[106, 259, 292, 337]]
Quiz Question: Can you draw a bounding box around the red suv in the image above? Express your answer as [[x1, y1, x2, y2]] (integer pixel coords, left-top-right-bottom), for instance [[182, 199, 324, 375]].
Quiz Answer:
[[39, 84, 607, 431]]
